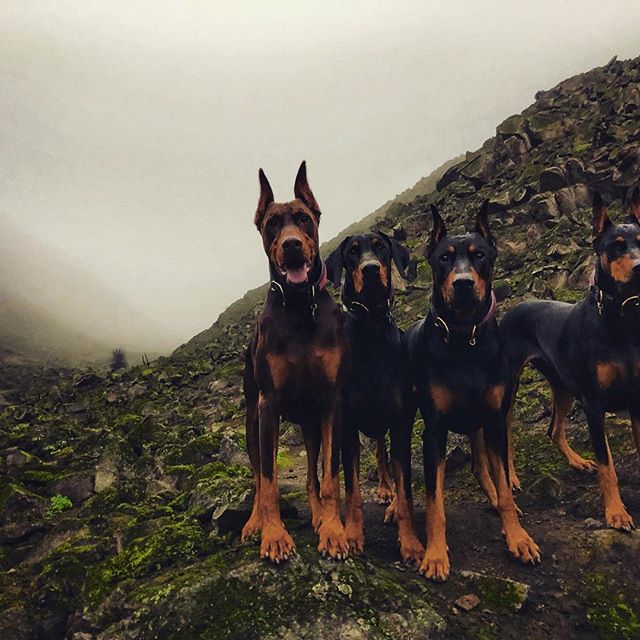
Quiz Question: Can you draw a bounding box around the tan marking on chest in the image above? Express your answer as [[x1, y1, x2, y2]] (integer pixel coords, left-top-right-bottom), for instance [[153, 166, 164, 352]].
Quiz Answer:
[[485, 384, 505, 411], [265, 353, 292, 389], [430, 384, 455, 413], [316, 346, 343, 384], [596, 361, 626, 388]]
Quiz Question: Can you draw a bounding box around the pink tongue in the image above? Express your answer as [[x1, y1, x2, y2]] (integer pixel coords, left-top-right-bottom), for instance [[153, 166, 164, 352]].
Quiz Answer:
[[286, 264, 309, 284]]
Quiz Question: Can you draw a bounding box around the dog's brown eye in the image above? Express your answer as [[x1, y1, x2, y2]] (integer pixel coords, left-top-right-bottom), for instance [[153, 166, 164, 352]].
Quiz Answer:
[[298, 214, 310, 224], [612, 239, 627, 251], [475, 251, 485, 260], [349, 246, 358, 255], [440, 254, 450, 263], [267, 217, 279, 228]]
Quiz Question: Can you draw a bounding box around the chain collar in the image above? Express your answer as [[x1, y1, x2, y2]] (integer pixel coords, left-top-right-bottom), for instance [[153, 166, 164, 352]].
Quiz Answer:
[[269, 261, 327, 321], [431, 290, 496, 347]]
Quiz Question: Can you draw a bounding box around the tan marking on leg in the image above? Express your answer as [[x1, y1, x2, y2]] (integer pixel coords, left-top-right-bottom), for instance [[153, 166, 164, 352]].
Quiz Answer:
[[419, 459, 449, 582], [344, 449, 365, 555], [389, 464, 424, 565], [301, 427, 322, 531], [470, 430, 498, 509], [486, 443, 541, 564], [485, 384, 505, 412], [258, 474, 295, 562], [549, 387, 597, 472], [430, 385, 455, 413], [598, 439, 634, 530], [317, 410, 349, 559], [376, 439, 395, 504]]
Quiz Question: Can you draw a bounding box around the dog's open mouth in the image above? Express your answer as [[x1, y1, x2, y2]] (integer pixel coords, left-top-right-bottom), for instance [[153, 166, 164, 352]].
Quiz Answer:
[[279, 261, 310, 285]]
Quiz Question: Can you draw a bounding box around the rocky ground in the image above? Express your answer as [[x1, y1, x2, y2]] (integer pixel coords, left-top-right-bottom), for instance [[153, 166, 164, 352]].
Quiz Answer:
[[2, 56, 640, 639]]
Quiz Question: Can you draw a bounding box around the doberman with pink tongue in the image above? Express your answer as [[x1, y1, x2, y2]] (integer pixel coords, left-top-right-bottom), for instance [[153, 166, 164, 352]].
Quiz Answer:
[[241, 162, 350, 563], [404, 201, 541, 582]]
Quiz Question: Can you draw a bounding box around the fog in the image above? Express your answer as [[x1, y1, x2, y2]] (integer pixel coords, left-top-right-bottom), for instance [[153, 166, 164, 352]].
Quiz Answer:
[[1, 1, 639, 352]]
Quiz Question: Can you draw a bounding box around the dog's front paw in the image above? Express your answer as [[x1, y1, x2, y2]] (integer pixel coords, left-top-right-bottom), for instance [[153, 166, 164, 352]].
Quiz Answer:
[[504, 526, 541, 564], [605, 506, 635, 531], [345, 522, 365, 555], [318, 517, 349, 560], [260, 522, 295, 563], [418, 546, 449, 582], [398, 533, 424, 566]]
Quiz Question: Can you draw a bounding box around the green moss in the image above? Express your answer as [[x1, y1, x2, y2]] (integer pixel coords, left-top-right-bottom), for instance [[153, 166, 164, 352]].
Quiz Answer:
[[86, 519, 210, 605], [582, 574, 640, 639], [45, 494, 73, 519]]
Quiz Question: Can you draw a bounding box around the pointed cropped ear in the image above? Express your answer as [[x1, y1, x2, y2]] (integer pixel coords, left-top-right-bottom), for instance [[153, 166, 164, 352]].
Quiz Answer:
[[254, 168, 274, 229], [378, 231, 410, 279], [592, 191, 612, 237], [629, 186, 640, 225], [294, 161, 321, 221], [474, 199, 495, 246], [428, 205, 447, 257], [325, 236, 351, 286]]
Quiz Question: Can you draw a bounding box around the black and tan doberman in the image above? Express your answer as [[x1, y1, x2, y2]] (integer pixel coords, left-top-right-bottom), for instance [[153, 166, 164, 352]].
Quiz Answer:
[[404, 202, 541, 581], [326, 232, 424, 563], [502, 188, 640, 531], [241, 162, 350, 562]]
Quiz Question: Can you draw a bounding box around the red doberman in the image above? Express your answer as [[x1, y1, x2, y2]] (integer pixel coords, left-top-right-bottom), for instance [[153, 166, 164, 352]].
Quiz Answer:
[[241, 162, 350, 563]]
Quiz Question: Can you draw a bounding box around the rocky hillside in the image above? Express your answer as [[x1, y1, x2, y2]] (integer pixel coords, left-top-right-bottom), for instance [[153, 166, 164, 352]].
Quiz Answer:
[[2, 56, 640, 640]]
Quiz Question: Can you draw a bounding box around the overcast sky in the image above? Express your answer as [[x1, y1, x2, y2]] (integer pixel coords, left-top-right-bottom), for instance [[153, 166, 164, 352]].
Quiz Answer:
[[1, 1, 639, 348]]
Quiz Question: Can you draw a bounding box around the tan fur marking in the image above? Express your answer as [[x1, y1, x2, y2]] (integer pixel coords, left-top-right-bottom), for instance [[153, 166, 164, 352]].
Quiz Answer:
[[430, 384, 455, 413], [316, 347, 342, 384], [379, 262, 389, 289], [596, 361, 625, 389], [485, 384, 505, 411], [609, 253, 634, 284], [353, 267, 364, 293], [265, 353, 290, 390], [470, 267, 486, 301]]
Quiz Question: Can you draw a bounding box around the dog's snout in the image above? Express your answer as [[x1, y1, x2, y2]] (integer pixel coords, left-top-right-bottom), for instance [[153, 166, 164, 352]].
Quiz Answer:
[[282, 236, 303, 252], [453, 277, 474, 290], [362, 262, 381, 276]]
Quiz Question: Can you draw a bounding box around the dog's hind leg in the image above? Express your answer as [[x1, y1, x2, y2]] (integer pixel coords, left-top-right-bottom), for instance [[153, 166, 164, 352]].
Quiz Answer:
[[241, 354, 262, 541], [342, 423, 364, 554], [547, 381, 597, 472], [484, 417, 541, 564], [470, 429, 498, 509], [388, 408, 424, 565], [301, 423, 322, 531], [375, 438, 395, 504]]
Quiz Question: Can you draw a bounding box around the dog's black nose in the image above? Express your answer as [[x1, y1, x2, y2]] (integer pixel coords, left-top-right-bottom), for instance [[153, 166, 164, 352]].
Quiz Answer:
[[282, 237, 302, 251], [362, 262, 381, 276], [453, 277, 474, 290]]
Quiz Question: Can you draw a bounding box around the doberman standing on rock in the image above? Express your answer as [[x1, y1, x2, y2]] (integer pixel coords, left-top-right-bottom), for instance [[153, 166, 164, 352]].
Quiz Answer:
[[241, 162, 350, 563], [326, 232, 424, 563], [502, 188, 640, 531], [404, 202, 541, 582]]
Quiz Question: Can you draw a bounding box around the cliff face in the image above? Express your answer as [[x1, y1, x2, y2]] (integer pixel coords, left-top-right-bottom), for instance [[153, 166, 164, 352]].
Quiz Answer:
[[2, 56, 640, 640]]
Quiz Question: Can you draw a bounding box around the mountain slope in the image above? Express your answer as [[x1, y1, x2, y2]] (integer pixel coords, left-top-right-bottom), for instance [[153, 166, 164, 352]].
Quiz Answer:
[[2, 55, 640, 640], [0, 215, 181, 365]]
